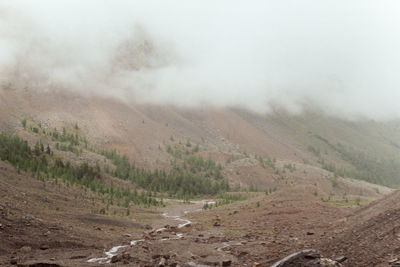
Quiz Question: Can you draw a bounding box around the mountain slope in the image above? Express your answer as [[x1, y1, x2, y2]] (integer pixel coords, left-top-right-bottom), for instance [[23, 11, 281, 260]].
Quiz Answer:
[[320, 189, 400, 266], [1, 88, 400, 266], [1, 88, 399, 190]]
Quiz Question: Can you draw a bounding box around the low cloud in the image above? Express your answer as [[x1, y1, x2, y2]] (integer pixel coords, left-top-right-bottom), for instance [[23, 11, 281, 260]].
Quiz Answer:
[[1, 0, 400, 120]]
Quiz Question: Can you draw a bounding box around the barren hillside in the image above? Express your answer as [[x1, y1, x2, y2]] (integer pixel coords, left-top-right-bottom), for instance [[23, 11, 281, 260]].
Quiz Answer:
[[0, 88, 400, 266]]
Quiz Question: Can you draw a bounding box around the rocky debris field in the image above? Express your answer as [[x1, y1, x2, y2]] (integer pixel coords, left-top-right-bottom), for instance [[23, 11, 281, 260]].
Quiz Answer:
[[2, 165, 400, 267]]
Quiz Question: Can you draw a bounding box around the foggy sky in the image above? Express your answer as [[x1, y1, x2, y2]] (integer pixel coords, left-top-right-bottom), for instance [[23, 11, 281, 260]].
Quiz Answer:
[[1, 0, 400, 120]]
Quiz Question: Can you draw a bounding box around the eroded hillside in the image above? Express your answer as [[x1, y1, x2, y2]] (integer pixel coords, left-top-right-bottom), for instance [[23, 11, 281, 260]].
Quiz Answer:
[[0, 88, 400, 266]]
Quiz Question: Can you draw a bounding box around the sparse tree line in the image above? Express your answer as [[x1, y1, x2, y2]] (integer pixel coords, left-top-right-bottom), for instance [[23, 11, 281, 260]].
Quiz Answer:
[[22, 119, 88, 156], [308, 140, 400, 188], [0, 132, 161, 207], [255, 154, 277, 170], [15, 119, 261, 205], [100, 145, 230, 200], [19, 119, 233, 200]]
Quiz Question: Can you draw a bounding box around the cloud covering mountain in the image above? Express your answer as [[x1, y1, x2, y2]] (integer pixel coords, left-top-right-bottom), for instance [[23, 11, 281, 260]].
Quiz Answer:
[[1, 0, 400, 119]]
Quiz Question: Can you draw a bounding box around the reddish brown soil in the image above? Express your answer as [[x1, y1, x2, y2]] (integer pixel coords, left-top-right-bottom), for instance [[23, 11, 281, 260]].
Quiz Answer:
[[1, 157, 398, 266], [320, 189, 400, 267], [0, 89, 399, 266], [0, 161, 156, 267]]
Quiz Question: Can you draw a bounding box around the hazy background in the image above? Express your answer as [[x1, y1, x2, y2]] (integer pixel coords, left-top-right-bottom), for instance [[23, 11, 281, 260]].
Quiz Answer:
[[1, 0, 400, 119]]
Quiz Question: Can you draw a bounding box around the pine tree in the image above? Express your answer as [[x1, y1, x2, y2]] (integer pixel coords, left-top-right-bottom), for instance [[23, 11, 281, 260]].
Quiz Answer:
[[21, 119, 27, 129], [34, 142, 41, 156]]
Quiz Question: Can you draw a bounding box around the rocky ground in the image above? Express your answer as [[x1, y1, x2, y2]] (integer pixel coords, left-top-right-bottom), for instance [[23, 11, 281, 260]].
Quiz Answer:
[[1, 90, 400, 266], [1, 157, 400, 267]]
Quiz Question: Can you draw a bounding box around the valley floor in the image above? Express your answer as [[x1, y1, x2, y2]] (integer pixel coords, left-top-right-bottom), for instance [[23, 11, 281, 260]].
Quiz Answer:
[[2, 157, 397, 267]]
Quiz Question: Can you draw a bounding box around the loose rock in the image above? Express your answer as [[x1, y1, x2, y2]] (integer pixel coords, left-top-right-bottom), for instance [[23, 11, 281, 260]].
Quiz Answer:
[[222, 260, 232, 266], [40, 244, 49, 250], [20, 246, 32, 253], [335, 256, 347, 263], [159, 257, 167, 266]]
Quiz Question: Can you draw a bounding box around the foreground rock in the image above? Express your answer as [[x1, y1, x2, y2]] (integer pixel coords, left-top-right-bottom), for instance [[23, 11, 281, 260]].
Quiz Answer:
[[16, 261, 62, 267], [110, 252, 133, 264], [271, 249, 343, 267]]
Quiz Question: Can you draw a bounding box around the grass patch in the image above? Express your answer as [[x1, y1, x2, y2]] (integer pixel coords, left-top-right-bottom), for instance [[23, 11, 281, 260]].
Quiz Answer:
[[224, 229, 243, 238], [326, 200, 371, 207]]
